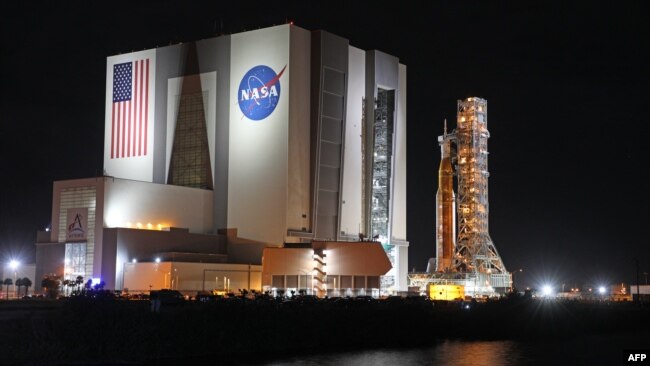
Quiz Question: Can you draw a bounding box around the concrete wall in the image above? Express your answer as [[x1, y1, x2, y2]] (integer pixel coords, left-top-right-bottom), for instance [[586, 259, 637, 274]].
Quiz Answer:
[[340, 46, 365, 239], [225, 234, 269, 266], [103, 178, 214, 234], [202, 36, 232, 231], [227, 25, 291, 246], [310, 31, 349, 241], [287, 25, 312, 235], [392, 63, 407, 242], [392, 63, 409, 291], [101, 227, 118, 290], [34, 242, 65, 291]]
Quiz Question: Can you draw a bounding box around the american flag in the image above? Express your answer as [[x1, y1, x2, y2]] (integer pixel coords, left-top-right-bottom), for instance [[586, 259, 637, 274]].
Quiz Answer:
[[111, 59, 149, 159]]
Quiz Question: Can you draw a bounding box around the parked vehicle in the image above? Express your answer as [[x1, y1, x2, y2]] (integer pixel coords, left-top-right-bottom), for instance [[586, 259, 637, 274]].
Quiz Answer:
[[150, 289, 185, 311], [195, 291, 217, 302]]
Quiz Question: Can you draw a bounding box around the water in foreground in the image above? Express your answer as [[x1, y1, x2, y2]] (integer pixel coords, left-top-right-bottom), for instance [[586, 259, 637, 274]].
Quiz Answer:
[[243, 330, 650, 366], [3, 296, 649, 365]]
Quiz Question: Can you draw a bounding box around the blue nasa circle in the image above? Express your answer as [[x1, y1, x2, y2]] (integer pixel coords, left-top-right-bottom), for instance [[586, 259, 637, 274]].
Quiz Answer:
[[238, 65, 281, 121]]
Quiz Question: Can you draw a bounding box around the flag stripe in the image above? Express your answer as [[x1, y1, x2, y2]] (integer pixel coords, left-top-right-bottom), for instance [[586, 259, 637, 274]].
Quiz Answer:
[[132, 62, 136, 156], [139, 60, 143, 156], [111, 103, 115, 159], [145, 59, 149, 156], [116, 102, 121, 158], [133, 60, 137, 157], [136, 61, 144, 155], [138, 59, 142, 156], [126, 99, 131, 157], [133, 61, 138, 157], [121, 102, 126, 158]]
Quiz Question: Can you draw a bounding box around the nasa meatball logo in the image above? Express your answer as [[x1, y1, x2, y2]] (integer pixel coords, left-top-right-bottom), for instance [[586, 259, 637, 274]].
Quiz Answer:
[[238, 64, 287, 121]]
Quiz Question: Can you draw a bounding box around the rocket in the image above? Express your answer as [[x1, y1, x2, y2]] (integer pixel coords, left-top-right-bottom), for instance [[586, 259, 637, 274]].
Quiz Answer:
[[436, 120, 456, 272]]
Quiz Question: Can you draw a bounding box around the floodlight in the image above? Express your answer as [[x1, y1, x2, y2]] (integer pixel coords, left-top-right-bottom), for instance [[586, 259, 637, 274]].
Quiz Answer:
[[9, 260, 19, 270]]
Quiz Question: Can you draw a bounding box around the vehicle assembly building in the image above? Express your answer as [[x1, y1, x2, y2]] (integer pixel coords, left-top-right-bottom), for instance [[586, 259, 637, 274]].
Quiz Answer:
[[35, 24, 408, 295], [410, 97, 511, 297]]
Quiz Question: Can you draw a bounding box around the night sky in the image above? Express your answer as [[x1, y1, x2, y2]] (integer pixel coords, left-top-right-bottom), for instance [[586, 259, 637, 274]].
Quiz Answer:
[[1, 2, 648, 289]]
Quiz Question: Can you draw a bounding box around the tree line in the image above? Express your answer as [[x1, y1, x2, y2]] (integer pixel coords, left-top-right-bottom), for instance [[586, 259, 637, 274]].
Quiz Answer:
[[2, 277, 32, 298]]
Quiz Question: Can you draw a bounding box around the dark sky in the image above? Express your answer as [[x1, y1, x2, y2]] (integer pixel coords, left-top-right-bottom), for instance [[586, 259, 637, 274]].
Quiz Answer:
[[1, 2, 649, 289]]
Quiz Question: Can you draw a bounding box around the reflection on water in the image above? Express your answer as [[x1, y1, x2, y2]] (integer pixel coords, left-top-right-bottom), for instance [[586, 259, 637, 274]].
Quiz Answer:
[[259, 340, 520, 366], [433, 340, 522, 366], [253, 330, 650, 366]]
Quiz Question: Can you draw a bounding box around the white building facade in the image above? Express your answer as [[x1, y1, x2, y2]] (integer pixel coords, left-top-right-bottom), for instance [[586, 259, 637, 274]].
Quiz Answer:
[[36, 24, 408, 292]]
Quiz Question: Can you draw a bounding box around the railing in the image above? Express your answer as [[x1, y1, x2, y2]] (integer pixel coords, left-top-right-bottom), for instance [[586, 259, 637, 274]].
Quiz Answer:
[[313, 249, 327, 297]]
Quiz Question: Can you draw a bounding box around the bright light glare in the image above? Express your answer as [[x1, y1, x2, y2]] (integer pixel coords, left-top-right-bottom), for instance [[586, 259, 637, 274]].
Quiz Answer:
[[598, 286, 606, 295], [132, 258, 137, 263], [155, 257, 161, 263], [542, 285, 553, 296], [9, 260, 19, 270]]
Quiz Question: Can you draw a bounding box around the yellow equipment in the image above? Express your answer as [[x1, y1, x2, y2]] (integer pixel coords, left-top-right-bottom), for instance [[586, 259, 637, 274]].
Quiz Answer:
[[428, 284, 465, 300]]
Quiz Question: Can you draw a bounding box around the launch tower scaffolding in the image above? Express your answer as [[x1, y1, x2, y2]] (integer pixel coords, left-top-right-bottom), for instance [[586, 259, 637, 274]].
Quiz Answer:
[[452, 98, 507, 275], [408, 98, 511, 298]]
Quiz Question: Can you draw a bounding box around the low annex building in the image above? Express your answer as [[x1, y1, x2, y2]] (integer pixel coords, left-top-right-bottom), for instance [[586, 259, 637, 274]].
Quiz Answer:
[[262, 241, 392, 297], [123, 261, 262, 294]]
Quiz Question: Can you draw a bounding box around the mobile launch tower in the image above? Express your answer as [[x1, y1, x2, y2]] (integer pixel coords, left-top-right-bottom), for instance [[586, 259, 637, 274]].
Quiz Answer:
[[409, 97, 511, 297]]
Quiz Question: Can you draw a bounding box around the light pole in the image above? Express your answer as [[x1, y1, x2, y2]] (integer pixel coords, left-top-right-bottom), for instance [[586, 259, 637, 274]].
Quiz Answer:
[[9, 260, 19, 299]]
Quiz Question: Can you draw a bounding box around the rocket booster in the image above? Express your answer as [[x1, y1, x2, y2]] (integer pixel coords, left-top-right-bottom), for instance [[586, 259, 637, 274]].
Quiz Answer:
[[436, 122, 456, 272]]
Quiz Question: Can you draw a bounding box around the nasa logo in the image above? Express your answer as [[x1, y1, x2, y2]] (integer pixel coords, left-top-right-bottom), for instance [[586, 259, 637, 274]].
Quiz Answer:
[[238, 64, 286, 121]]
